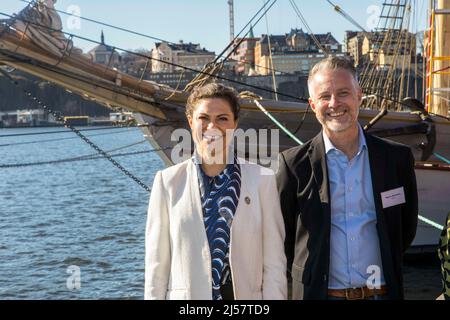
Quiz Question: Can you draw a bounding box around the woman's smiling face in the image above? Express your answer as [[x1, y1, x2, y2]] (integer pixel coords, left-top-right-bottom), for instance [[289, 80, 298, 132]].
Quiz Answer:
[[188, 98, 237, 164]]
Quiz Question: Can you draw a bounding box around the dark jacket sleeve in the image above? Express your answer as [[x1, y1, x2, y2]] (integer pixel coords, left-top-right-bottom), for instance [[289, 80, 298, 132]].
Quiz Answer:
[[276, 152, 298, 274], [401, 148, 419, 251]]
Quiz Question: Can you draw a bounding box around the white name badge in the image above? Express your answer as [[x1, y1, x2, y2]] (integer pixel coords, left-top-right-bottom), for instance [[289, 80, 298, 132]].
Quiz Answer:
[[381, 187, 406, 209]]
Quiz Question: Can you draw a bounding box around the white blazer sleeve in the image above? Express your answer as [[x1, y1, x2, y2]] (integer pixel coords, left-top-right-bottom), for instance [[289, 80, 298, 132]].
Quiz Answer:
[[144, 171, 171, 300], [261, 173, 288, 300]]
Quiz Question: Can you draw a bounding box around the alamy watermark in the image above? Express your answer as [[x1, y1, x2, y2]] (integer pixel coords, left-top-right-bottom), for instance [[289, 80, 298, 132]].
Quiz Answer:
[[366, 265, 382, 289], [66, 265, 81, 290], [170, 128, 280, 174], [366, 5, 381, 30], [66, 5, 81, 30]]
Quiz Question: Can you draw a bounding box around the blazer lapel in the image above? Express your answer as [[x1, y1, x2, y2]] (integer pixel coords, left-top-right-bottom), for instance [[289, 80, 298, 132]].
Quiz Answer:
[[229, 159, 246, 275], [308, 133, 331, 210], [365, 134, 387, 216], [232, 158, 249, 239], [187, 160, 213, 286], [365, 133, 396, 291], [187, 160, 204, 223]]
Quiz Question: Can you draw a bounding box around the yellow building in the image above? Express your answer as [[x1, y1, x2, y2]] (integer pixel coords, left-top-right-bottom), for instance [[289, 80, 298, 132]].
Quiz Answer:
[[346, 30, 416, 69], [232, 37, 260, 75], [254, 29, 343, 75], [151, 41, 215, 73], [345, 31, 365, 67]]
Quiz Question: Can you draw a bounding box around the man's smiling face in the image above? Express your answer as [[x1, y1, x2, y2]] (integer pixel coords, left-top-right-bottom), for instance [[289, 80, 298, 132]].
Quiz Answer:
[[308, 68, 362, 134]]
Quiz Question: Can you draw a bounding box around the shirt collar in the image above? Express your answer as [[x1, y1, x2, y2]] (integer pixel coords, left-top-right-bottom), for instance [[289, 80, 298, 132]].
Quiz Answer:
[[322, 125, 367, 156], [192, 147, 236, 178], [192, 147, 235, 166]]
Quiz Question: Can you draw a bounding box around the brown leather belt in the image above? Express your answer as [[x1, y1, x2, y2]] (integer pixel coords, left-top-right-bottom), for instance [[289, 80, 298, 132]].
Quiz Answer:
[[328, 285, 388, 300]]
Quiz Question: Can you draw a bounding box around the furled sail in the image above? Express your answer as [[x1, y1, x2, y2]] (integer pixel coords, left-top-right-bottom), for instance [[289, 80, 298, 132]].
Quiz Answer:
[[6, 0, 82, 58]]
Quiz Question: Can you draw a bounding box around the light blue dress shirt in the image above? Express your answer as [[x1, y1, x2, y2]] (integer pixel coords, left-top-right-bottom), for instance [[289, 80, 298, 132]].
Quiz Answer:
[[324, 126, 385, 289]]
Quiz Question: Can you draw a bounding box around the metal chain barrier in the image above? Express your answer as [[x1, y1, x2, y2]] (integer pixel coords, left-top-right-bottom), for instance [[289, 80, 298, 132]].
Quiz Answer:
[[0, 147, 171, 169], [1, 71, 157, 193], [0, 128, 138, 147]]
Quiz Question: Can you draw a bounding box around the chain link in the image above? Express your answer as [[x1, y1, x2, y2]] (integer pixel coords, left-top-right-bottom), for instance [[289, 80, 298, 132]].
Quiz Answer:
[[2, 73, 163, 193], [0, 128, 138, 147], [0, 148, 170, 169]]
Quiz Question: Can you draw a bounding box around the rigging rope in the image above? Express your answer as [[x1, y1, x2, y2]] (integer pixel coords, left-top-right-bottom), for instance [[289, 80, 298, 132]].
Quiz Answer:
[[185, 0, 279, 89], [0, 11, 310, 103], [0, 126, 137, 138], [0, 127, 138, 147], [12, 0, 287, 79], [216, 0, 278, 63], [0, 147, 170, 169], [0, 68, 152, 192], [325, 0, 369, 34], [1, 139, 148, 168], [2, 1, 448, 230], [1, 6, 447, 120], [290, 0, 329, 55], [254, 99, 446, 231], [433, 152, 450, 165], [1, 3, 448, 117], [3, 7, 439, 115], [2, 1, 445, 115], [254, 99, 304, 145]]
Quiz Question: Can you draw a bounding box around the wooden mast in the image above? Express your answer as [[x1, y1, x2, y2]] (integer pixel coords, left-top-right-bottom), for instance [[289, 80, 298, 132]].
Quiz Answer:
[[427, 0, 450, 116], [434, 0, 450, 116]]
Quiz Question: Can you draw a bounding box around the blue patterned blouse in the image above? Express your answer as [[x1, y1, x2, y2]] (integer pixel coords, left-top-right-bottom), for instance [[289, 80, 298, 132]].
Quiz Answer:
[[193, 155, 241, 300]]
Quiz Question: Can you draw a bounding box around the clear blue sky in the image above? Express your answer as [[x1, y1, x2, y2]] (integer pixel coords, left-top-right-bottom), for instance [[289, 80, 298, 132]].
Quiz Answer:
[[2, 0, 428, 54]]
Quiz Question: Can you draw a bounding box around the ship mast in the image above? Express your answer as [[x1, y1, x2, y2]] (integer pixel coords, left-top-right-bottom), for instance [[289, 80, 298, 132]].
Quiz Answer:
[[426, 0, 450, 116], [360, 0, 416, 111]]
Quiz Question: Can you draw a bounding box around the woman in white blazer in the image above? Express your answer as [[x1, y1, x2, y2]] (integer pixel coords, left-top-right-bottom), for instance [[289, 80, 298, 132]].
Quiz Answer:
[[145, 83, 287, 300]]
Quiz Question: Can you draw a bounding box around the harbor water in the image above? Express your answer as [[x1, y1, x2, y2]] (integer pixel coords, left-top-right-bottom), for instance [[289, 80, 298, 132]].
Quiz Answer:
[[0, 126, 164, 299], [0, 127, 443, 299]]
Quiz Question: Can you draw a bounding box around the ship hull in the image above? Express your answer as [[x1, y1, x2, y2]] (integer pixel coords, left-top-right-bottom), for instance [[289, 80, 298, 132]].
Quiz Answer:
[[135, 104, 450, 248]]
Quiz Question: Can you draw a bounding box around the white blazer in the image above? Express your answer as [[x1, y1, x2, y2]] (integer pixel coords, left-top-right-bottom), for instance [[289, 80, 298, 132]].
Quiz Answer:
[[144, 158, 287, 300]]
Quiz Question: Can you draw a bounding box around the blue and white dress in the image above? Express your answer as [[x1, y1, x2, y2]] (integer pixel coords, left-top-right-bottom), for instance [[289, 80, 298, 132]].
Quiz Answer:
[[193, 155, 241, 300]]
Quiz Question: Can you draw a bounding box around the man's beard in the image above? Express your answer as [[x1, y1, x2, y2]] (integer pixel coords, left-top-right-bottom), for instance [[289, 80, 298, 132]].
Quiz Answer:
[[321, 109, 358, 133]]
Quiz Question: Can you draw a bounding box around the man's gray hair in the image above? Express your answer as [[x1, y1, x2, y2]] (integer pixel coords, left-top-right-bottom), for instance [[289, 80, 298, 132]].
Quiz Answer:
[[308, 56, 359, 88]]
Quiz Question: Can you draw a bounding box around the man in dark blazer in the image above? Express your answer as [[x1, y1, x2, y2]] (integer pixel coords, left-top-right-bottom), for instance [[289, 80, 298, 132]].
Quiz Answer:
[[276, 56, 418, 300]]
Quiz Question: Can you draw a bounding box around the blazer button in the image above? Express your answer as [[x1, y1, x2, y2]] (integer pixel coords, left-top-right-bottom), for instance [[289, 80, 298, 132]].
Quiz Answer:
[[245, 196, 251, 205]]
